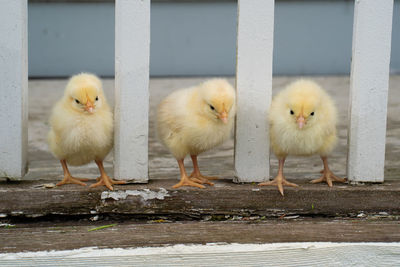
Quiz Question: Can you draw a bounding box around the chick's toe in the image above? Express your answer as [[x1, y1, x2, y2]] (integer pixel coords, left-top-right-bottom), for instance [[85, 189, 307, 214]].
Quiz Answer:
[[310, 170, 346, 187], [172, 176, 206, 189], [57, 175, 88, 187], [259, 175, 299, 196], [188, 173, 216, 186], [311, 156, 347, 187], [90, 175, 126, 191]]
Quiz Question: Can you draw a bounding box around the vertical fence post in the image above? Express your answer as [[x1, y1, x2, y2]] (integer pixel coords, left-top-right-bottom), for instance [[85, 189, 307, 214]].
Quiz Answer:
[[347, 0, 394, 183], [0, 0, 28, 180], [114, 0, 150, 182], [234, 0, 274, 183]]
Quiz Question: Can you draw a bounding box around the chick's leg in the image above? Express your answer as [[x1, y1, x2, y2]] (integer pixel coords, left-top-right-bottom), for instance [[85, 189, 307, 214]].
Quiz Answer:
[[56, 160, 89, 187], [188, 155, 215, 186], [172, 159, 205, 189], [310, 157, 346, 187], [90, 160, 126, 190], [258, 157, 298, 196]]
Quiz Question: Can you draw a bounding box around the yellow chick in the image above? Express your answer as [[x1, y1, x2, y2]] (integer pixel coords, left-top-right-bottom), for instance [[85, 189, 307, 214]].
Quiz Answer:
[[157, 79, 236, 189], [48, 73, 125, 190], [260, 79, 346, 195]]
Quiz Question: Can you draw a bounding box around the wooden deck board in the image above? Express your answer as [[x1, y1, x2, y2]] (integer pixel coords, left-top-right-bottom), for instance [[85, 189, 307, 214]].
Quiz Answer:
[[1, 179, 400, 218], [0, 219, 399, 253]]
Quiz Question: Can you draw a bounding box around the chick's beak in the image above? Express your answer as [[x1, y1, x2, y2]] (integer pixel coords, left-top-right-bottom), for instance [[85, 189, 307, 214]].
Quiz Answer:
[[219, 111, 228, 124], [84, 101, 94, 113], [297, 115, 305, 129]]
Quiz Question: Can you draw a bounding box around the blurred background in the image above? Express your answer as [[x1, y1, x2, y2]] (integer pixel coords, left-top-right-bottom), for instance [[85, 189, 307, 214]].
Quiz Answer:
[[29, 0, 400, 78]]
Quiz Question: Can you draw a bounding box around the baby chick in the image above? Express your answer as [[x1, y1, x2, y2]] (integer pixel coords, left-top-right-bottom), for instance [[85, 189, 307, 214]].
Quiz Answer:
[[261, 79, 346, 195], [157, 79, 236, 189], [48, 73, 125, 190]]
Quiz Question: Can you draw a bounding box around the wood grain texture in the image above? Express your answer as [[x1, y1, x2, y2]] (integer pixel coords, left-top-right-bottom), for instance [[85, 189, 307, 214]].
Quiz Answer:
[[1, 179, 400, 218], [0, 220, 399, 253]]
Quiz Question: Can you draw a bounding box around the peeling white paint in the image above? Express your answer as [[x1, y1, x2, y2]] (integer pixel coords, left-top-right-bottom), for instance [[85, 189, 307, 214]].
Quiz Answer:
[[0, 223, 15, 228], [101, 188, 170, 201], [89, 215, 99, 221]]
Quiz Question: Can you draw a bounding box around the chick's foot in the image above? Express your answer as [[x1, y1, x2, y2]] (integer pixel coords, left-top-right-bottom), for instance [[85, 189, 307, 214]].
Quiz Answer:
[[188, 155, 217, 186], [259, 174, 298, 196], [90, 175, 126, 190], [189, 172, 216, 186], [57, 160, 88, 187], [172, 158, 206, 189], [172, 175, 206, 189], [310, 170, 346, 187], [311, 156, 347, 187], [57, 175, 89, 187], [91, 160, 126, 190]]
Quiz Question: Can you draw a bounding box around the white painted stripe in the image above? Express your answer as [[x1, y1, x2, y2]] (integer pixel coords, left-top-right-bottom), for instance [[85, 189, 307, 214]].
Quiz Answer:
[[0, 0, 28, 180], [114, 0, 150, 182], [234, 0, 274, 183], [347, 0, 394, 182], [1, 243, 399, 266]]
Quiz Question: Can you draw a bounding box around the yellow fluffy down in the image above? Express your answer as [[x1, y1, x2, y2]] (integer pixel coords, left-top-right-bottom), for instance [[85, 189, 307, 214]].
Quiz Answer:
[[269, 79, 338, 158], [157, 79, 236, 160], [48, 73, 113, 166]]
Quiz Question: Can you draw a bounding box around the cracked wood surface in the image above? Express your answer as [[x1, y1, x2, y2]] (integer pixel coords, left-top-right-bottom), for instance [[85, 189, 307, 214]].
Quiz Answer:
[[1, 179, 400, 217]]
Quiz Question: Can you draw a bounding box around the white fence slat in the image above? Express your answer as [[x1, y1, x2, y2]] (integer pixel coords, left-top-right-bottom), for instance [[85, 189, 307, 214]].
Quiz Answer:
[[114, 0, 150, 182], [234, 0, 274, 183], [0, 0, 28, 180], [347, 0, 394, 182]]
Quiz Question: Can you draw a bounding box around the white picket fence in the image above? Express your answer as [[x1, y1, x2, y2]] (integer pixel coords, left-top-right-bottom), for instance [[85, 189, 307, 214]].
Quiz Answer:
[[0, 0, 394, 183]]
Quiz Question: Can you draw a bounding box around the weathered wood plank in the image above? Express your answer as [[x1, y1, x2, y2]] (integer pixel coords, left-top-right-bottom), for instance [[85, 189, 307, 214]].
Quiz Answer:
[[0, 0, 28, 180], [114, 0, 150, 182], [0, 220, 399, 253], [1, 179, 400, 218], [234, 0, 274, 183], [347, 0, 394, 182]]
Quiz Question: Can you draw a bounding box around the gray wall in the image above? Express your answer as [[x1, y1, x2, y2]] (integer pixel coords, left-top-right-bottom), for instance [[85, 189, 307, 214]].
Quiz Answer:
[[28, 1, 400, 77]]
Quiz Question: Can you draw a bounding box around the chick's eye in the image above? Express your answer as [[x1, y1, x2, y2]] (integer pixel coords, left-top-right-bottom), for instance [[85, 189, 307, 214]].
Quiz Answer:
[[290, 110, 294, 115], [95, 96, 99, 101], [75, 99, 80, 104], [209, 105, 215, 111], [310, 112, 315, 116]]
